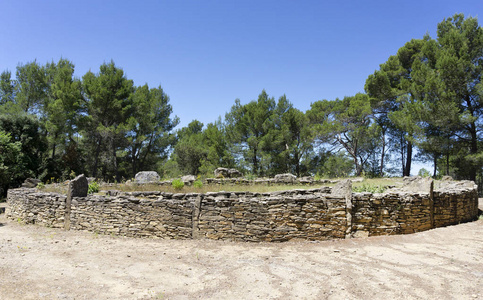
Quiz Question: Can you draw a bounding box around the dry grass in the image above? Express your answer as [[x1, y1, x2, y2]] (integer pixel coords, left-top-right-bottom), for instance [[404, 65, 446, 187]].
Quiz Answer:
[[36, 177, 404, 195], [99, 182, 326, 194]]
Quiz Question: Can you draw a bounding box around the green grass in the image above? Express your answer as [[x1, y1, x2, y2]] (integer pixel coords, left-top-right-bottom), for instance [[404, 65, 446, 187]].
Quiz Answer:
[[33, 177, 404, 195], [99, 182, 327, 194]]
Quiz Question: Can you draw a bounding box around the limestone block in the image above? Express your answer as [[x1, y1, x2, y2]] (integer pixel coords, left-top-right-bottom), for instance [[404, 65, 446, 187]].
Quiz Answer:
[[69, 174, 88, 198], [181, 175, 196, 185], [21, 178, 41, 188], [135, 171, 160, 183], [274, 173, 297, 183]]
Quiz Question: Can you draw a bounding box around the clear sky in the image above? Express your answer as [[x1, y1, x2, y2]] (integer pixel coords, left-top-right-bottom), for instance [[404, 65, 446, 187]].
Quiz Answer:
[[1, 0, 481, 128], [0, 1, 482, 175]]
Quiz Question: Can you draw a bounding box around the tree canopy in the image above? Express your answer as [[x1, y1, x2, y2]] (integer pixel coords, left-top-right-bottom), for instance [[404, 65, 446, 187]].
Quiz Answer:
[[0, 13, 481, 195]]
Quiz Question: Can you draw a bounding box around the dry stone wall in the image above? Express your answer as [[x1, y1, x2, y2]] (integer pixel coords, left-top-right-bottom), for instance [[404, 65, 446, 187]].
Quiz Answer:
[[433, 181, 479, 228], [352, 192, 433, 237], [7, 189, 66, 228], [5, 179, 479, 242]]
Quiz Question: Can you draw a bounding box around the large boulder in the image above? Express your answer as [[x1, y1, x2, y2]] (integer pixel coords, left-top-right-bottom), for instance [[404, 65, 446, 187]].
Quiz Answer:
[[274, 173, 297, 183], [182, 175, 196, 185], [135, 171, 160, 184], [214, 168, 242, 178], [391, 176, 433, 194], [22, 178, 41, 188], [228, 168, 243, 178], [69, 174, 88, 198]]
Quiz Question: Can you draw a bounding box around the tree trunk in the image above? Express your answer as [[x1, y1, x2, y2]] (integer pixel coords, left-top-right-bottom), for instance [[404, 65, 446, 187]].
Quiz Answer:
[[469, 122, 478, 181], [112, 138, 119, 182], [433, 154, 438, 177], [253, 147, 258, 176], [379, 131, 386, 176], [51, 132, 58, 159], [403, 141, 412, 177], [294, 151, 300, 177], [92, 138, 101, 178], [446, 152, 450, 176]]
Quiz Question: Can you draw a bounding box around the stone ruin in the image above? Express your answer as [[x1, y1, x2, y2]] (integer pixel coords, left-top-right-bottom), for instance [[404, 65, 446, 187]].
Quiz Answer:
[[214, 168, 243, 178], [5, 176, 479, 242], [134, 171, 160, 184]]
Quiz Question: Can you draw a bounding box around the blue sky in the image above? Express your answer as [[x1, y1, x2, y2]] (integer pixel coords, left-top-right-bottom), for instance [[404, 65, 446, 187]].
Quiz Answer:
[[1, 0, 482, 173]]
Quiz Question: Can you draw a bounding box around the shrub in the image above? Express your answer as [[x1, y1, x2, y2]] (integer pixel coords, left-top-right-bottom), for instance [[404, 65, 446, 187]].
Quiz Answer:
[[418, 168, 431, 178], [172, 179, 184, 190], [353, 184, 387, 193], [36, 182, 45, 190], [193, 180, 203, 188], [88, 181, 99, 194], [245, 173, 256, 180]]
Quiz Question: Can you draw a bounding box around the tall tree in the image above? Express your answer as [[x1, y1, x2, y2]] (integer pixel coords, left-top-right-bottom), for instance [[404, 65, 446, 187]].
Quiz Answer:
[[309, 94, 379, 176], [280, 107, 314, 176], [199, 120, 235, 175], [82, 61, 134, 180], [0, 70, 16, 105], [15, 60, 48, 114], [435, 14, 483, 180], [173, 120, 206, 175], [126, 84, 179, 177], [43, 59, 83, 170], [365, 38, 429, 176], [225, 90, 276, 176], [0, 130, 22, 195]]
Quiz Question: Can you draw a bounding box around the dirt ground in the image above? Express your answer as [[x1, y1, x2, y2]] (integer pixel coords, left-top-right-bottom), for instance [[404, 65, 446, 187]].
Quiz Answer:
[[0, 202, 482, 300]]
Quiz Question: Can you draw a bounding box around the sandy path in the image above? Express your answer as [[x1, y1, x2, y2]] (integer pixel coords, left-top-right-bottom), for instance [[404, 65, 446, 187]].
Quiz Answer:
[[0, 202, 482, 300]]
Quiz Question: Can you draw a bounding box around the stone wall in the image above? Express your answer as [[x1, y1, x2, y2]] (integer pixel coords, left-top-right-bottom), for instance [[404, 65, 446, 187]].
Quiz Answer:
[[352, 192, 433, 237], [433, 181, 479, 228], [6, 188, 66, 228], [70, 192, 195, 239], [5, 180, 479, 242]]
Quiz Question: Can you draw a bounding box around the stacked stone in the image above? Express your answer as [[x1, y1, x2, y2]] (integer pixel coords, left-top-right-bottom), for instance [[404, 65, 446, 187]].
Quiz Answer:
[[6, 188, 66, 228], [205, 177, 334, 186], [195, 189, 347, 242], [69, 192, 196, 239], [433, 180, 479, 227], [352, 192, 433, 237], [5, 178, 479, 242]]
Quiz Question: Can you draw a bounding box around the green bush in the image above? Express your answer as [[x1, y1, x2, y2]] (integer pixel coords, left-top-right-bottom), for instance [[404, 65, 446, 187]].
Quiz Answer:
[[353, 183, 387, 193], [36, 182, 45, 190], [88, 181, 99, 194], [172, 179, 184, 190], [245, 173, 256, 180], [193, 180, 203, 188], [418, 168, 431, 178]]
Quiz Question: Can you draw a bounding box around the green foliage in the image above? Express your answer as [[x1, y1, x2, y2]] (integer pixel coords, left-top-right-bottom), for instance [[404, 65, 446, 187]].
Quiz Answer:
[[418, 168, 431, 178], [88, 181, 99, 194], [0, 14, 482, 189], [244, 173, 256, 180], [127, 84, 179, 177], [171, 179, 184, 190], [353, 184, 387, 193], [0, 130, 22, 195], [308, 94, 379, 176], [193, 180, 203, 188], [36, 182, 45, 189], [318, 152, 354, 178]]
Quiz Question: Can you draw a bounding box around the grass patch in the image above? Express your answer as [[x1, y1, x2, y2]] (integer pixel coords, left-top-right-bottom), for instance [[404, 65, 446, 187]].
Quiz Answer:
[[35, 177, 404, 195], [352, 178, 402, 192], [99, 183, 326, 194]]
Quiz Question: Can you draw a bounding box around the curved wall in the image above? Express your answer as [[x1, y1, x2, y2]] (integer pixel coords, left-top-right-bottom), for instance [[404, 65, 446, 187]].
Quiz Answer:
[[6, 180, 479, 242]]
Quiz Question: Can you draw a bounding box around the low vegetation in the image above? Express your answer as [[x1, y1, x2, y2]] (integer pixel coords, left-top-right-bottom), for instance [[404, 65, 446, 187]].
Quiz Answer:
[[35, 177, 402, 195]]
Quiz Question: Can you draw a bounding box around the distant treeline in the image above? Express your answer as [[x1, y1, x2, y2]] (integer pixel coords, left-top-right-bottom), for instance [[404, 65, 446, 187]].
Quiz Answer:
[[0, 14, 481, 194]]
